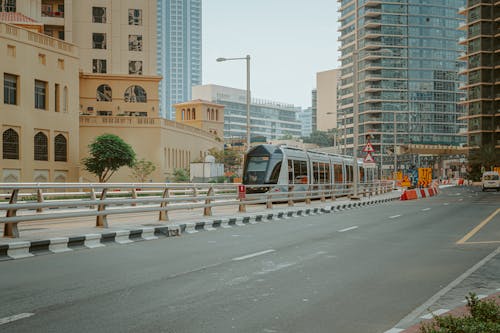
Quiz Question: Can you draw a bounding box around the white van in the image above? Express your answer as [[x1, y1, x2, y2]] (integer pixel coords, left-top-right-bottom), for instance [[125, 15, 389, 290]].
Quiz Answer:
[[481, 171, 500, 191]]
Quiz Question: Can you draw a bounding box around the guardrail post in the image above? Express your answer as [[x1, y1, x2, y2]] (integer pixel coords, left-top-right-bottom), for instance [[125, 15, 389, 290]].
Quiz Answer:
[[36, 189, 44, 213], [96, 188, 108, 228], [204, 187, 214, 216], [288, 185, 294, 206], [266, 193, 273, 209], [159, 188, 169, 221], [3, 189, 19, 238], [320, 185, 326, 202], [192, 187, 198, 202], [331, 185, 336, 201], [305, 185, 312, 205], [89, 188, 96, 209], [131, 188, 138, 207]]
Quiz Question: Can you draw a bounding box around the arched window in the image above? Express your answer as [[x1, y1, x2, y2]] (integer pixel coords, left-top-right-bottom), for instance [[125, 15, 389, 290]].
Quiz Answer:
[[97, 84, 112, 101], [54, 134, 67, 162], [187, 108, 191, 120], [34, 132, 48, 161], [181, 109, 185, 120], [206, 109, 210, 120], [2, 128, 19, 160], [216, 109, 219, 121], [124, 85, 146, 103], [192, 108, 196, 120]]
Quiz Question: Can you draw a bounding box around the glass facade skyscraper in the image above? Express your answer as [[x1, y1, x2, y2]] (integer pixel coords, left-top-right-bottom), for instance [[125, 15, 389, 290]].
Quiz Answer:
[[157, 0, 202, 119], [338, 0, 467, 176], [192, 85, 302, 141]]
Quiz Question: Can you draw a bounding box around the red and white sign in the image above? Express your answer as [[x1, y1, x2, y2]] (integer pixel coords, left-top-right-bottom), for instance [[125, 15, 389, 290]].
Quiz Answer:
[[238, 185, 246, 199], [362, 142, 375, 153], [363, 152, 375, 163]]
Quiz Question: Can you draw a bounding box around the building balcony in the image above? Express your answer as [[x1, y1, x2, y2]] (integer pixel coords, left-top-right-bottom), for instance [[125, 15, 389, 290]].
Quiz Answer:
[[458, 22, 468, 31], [364, 8, 381, 17], [363, 0, 381, 7], [458, 36, 467, 45], [458, 7, 467, 15], [364, 18, 381, 28], [364, 73, 383, 81]]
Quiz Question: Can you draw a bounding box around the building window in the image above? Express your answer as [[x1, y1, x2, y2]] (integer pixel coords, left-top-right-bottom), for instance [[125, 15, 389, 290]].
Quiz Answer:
[[124, 85, 147, 103], [57, 58, 65, 70], [63, 86, 68, 112], [7, 44, 16, 57], [38, 53, 46, 65], [128, 61, 143, 75], [128, 9, 142, 25], [34, 132, 48, 161], [92, 7, 106, 23], [92, 33, 106, 49], [54, 134, 67, 162], [34, 80, 47, 110], [2, 128, 19, 160], [92, 59, 107, 73], [4, 73, 17, 105], [96, 84, 112, 101], [0, 0, 16, 12], [54, 84, 60, 112], [128, 35, 143, 51]]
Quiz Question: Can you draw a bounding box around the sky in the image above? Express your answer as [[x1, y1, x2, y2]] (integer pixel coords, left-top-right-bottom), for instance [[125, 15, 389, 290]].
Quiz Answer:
[[202, 0, 341, 109]]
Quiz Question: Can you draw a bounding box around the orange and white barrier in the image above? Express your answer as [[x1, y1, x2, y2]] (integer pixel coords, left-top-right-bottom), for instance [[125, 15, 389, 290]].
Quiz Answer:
[[400, 185, 439, 201]]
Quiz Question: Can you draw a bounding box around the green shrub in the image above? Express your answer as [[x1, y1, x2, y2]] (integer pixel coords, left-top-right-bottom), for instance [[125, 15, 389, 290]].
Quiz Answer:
[[420, 293, 500, 333]]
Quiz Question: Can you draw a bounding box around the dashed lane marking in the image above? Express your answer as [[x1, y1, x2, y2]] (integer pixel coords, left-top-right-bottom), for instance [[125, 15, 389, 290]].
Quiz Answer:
[[232, 249, 275, 261], [338, 226, 359, 233], [457, 208, 500, 245], [389, 214, 401, 219], [384, 329, 405, 333], [421, 208, 431, 211], [0, 313, 35, 326], [443, 203, 449, 206]]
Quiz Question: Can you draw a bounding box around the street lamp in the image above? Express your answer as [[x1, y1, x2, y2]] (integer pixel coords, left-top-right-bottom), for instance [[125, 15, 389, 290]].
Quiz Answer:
[[216, 55, 251, 149], [352, 49, 360, 198]]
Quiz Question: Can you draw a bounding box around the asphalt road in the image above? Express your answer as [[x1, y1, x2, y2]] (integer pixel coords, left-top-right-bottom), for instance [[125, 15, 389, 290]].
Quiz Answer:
[[1, 187, 499, 333]]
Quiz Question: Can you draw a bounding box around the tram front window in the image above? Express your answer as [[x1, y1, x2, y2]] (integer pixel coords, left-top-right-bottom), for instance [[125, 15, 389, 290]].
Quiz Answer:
[[245, 156, 269, 184]]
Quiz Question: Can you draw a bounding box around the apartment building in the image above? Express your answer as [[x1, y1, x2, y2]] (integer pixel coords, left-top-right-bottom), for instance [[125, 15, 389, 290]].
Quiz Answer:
[[0, 20, 79, 182], [316, 69, 340, 132], [458, 0, 500, 162], [338, 0, 467, 176], [157, 0, 202, 119]]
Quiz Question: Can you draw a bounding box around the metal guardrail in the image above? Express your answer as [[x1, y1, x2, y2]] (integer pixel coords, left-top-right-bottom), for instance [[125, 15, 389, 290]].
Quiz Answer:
[[0, 181, 394, 238]]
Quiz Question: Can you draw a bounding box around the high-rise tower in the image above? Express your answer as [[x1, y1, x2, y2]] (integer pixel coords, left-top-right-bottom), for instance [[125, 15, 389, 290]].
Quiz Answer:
[[458, 1, 500, 170], [157, 0, 202, 119], [337, 0, 467, 177]]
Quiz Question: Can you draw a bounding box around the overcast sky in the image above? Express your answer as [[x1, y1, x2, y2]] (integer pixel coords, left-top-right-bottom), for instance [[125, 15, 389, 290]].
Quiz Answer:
[[202, 0, 341, 109]]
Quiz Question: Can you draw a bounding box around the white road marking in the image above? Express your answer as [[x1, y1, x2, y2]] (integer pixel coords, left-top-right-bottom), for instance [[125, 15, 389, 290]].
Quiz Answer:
[[421, 208, 431, 211], [232, 249, 275, 261], [338, 226, 359, 232], [389, 214, 401, 219], [444, 203, 449, 206], [0, 313, 35, 326], [384, 329, 405, 333], [420, 308, 449, 319]]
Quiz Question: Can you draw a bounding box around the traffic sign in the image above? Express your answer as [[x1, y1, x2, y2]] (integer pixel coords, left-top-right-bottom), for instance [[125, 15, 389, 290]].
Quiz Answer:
[[363, 152, 375, 163], [238, 185, 246, 199], [362, 142, 375, 153]]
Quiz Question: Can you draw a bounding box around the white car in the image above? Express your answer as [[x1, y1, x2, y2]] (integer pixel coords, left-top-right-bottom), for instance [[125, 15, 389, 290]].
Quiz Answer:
[[481, 171, 500, 191]]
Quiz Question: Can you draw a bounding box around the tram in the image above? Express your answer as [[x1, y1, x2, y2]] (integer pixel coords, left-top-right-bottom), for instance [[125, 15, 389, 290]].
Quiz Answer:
[[242, 145, 377, 194]]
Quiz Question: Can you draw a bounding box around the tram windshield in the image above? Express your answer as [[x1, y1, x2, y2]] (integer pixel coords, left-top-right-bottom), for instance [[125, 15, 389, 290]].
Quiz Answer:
[[245, 156, 269, 184]]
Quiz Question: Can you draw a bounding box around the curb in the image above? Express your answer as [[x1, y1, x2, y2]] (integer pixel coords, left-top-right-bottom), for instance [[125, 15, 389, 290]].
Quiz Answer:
[[0, 194, 401, 261]]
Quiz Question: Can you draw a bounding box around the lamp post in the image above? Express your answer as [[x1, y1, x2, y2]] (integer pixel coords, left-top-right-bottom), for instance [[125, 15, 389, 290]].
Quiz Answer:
[[352, 49, 359, 198], [216, 55, 251, 149]]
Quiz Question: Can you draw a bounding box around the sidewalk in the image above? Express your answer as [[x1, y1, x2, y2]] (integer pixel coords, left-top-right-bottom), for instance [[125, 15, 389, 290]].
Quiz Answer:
[[387, 246, 500, 333]]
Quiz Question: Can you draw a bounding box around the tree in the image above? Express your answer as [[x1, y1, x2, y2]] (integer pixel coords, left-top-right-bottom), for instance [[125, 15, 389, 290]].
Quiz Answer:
[[208, 148, 242, 173], [173, 168, 190, 182], [82, 134, 136, 182], [302, 130, 334, 147], [467, 143, 499, 180], [130, 158, 156, 183]]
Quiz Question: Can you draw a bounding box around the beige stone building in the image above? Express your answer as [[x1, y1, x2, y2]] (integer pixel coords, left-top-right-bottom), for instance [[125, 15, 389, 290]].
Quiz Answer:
[[0, 20, 80, 182], [1, 1, 222, 183], [79, 117, 223, 182], [316, 68, 339, 132], [174, 100, 225, 140]]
